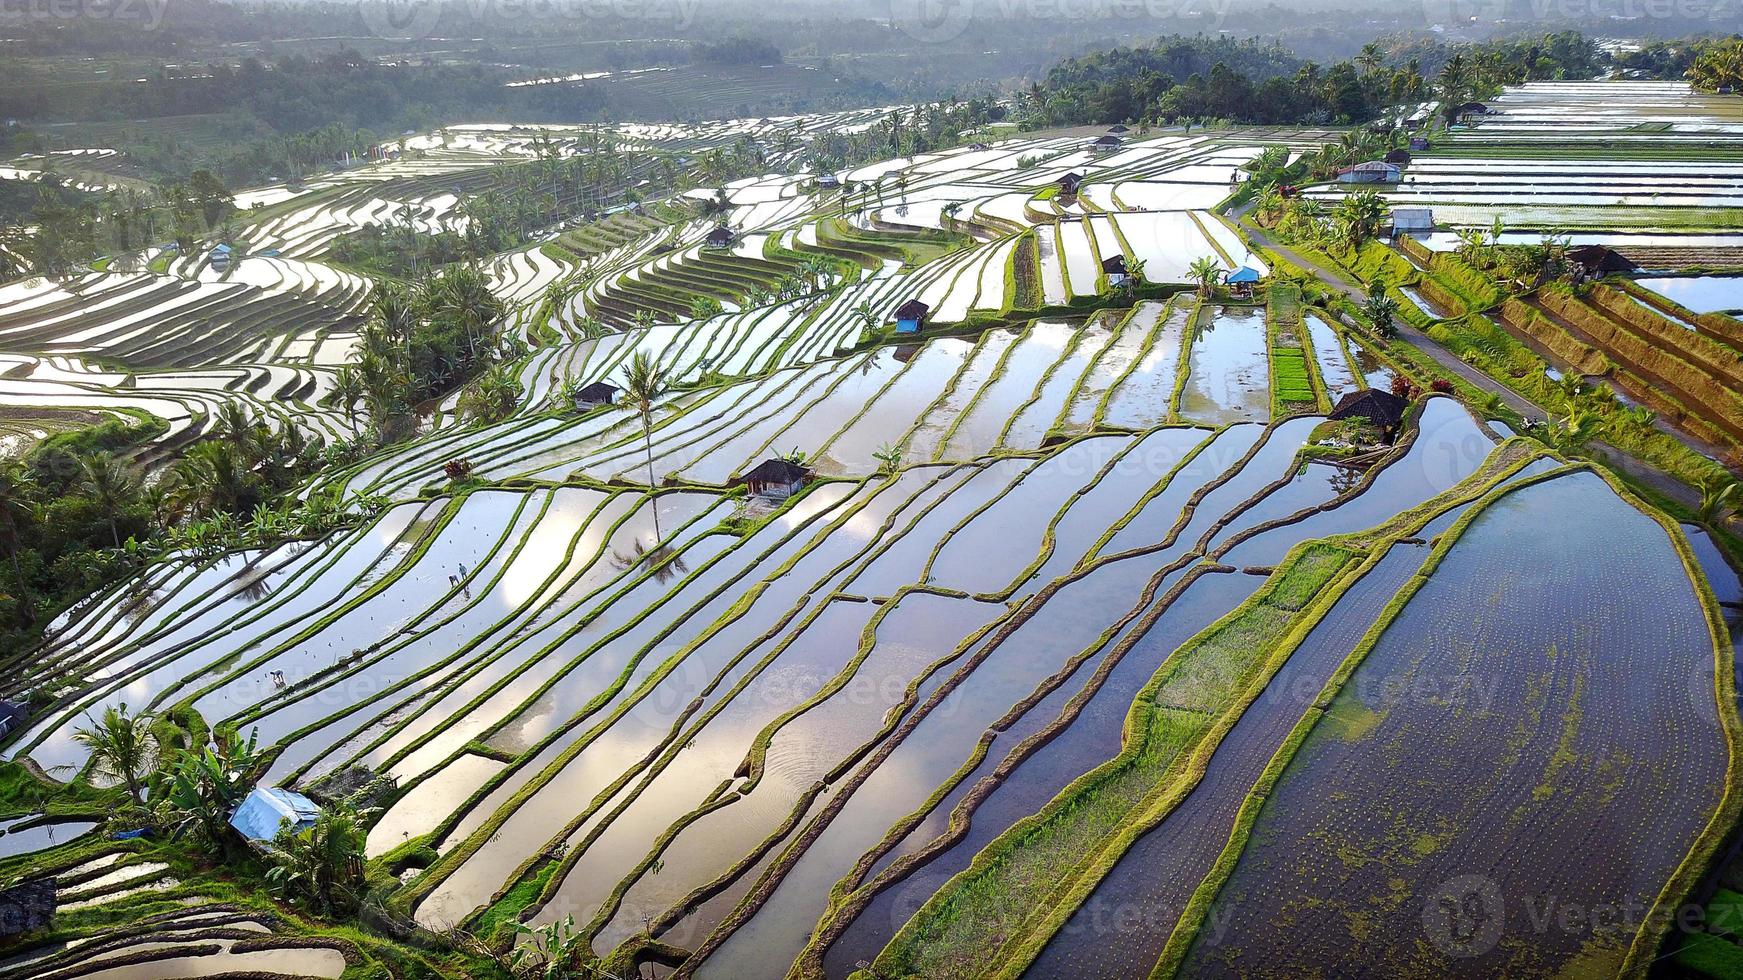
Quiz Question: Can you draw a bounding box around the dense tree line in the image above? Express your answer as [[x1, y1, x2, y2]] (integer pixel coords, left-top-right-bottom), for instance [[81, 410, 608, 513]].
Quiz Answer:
[[0, 53, 558, 132], [1679, 37, 1743, 92], [0, 409, 361, 654], [0, 169, 235, 279], [333, 268, 512, 442], [801, 99, 1005, 175], [692, 37, 783, 66], [1020, 31, 1605, 128]]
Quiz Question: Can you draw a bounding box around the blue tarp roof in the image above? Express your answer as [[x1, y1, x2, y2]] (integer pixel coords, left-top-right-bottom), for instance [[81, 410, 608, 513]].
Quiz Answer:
[[229, 787, 320, 841], [1226, 267, 1262, 284]]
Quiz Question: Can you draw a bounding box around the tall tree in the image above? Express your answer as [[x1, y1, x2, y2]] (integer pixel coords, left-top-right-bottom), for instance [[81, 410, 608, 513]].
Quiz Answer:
[[78, 454, 139, 549], [73, 704, 153, 806], [622, 351, 668, 542]]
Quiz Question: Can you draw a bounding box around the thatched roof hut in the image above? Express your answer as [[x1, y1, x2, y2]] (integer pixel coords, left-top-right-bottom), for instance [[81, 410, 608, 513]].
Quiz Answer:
[[734, 458, 812, 500], [1567, 244, 1638, 276], [1329, 388, 1410, 443]]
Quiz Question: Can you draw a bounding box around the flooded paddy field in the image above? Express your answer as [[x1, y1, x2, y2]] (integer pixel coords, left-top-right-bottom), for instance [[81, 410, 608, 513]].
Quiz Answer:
[[2, 85, 1738, 980]]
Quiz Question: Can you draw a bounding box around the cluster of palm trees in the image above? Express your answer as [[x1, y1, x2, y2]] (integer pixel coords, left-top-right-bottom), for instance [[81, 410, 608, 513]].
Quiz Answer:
[[74, 703, 369, 915], [1452, 219, 1580, 291], [1256, 188, 1390, 253], [332, 268, 511, 442], [1299, 129, 1396, 182], [0, 400, 380, 642], [738, 253, 842, 311], [797, 101, 1000, 179], [3, 168, 236, 282]]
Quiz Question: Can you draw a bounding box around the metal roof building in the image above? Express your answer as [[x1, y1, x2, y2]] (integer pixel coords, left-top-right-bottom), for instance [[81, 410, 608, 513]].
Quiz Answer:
[[230, 787, 321, 842]]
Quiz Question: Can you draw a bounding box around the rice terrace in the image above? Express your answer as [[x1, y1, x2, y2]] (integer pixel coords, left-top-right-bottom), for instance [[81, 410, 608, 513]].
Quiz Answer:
[[0, 6, 1741, 979]]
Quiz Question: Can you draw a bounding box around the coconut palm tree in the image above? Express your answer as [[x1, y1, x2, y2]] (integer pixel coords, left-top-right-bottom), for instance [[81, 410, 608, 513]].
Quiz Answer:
[[171, 440, 265, 519], [1357, 42, 1385, 75], [622, 351, 668, 541], [73, 704, 153, 805], [78, 454, 139, 549], [369, 282, 417, 349], [331, 367, 364, 433], [213, 401, 261, 457], [1438, 54, 1472, 123]]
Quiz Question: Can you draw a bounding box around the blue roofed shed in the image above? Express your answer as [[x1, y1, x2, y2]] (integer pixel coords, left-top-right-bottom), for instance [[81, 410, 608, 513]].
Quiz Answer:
[[1226, 266, 1262, 284], [894, 299, 929, 334], [230, 787, 321, 842]]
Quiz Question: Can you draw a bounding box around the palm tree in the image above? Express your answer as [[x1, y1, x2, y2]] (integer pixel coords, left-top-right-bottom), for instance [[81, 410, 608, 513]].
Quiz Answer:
[[73, 704, 153, 805], [1438, 54, 1472, 124], [171, 440, 265, 519], [267, 806, 368, 915], [369, 282, 417, 348], [78, 454, 139, 549], [1357, 42, 1384, 75], [622, 351, 668, 541], [331, 367, 364, 433], [213, 401, 260, 457], [1188, 256, 1222, 298]]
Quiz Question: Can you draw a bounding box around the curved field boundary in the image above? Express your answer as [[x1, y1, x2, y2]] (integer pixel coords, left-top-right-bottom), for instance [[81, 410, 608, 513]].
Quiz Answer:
[[1153, 460, 1740, 980], [861, 440, 1551, 980]]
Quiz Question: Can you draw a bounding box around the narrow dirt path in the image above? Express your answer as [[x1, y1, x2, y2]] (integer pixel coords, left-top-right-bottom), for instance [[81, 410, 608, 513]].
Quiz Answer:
[[1234, 209, 1707, 511]]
